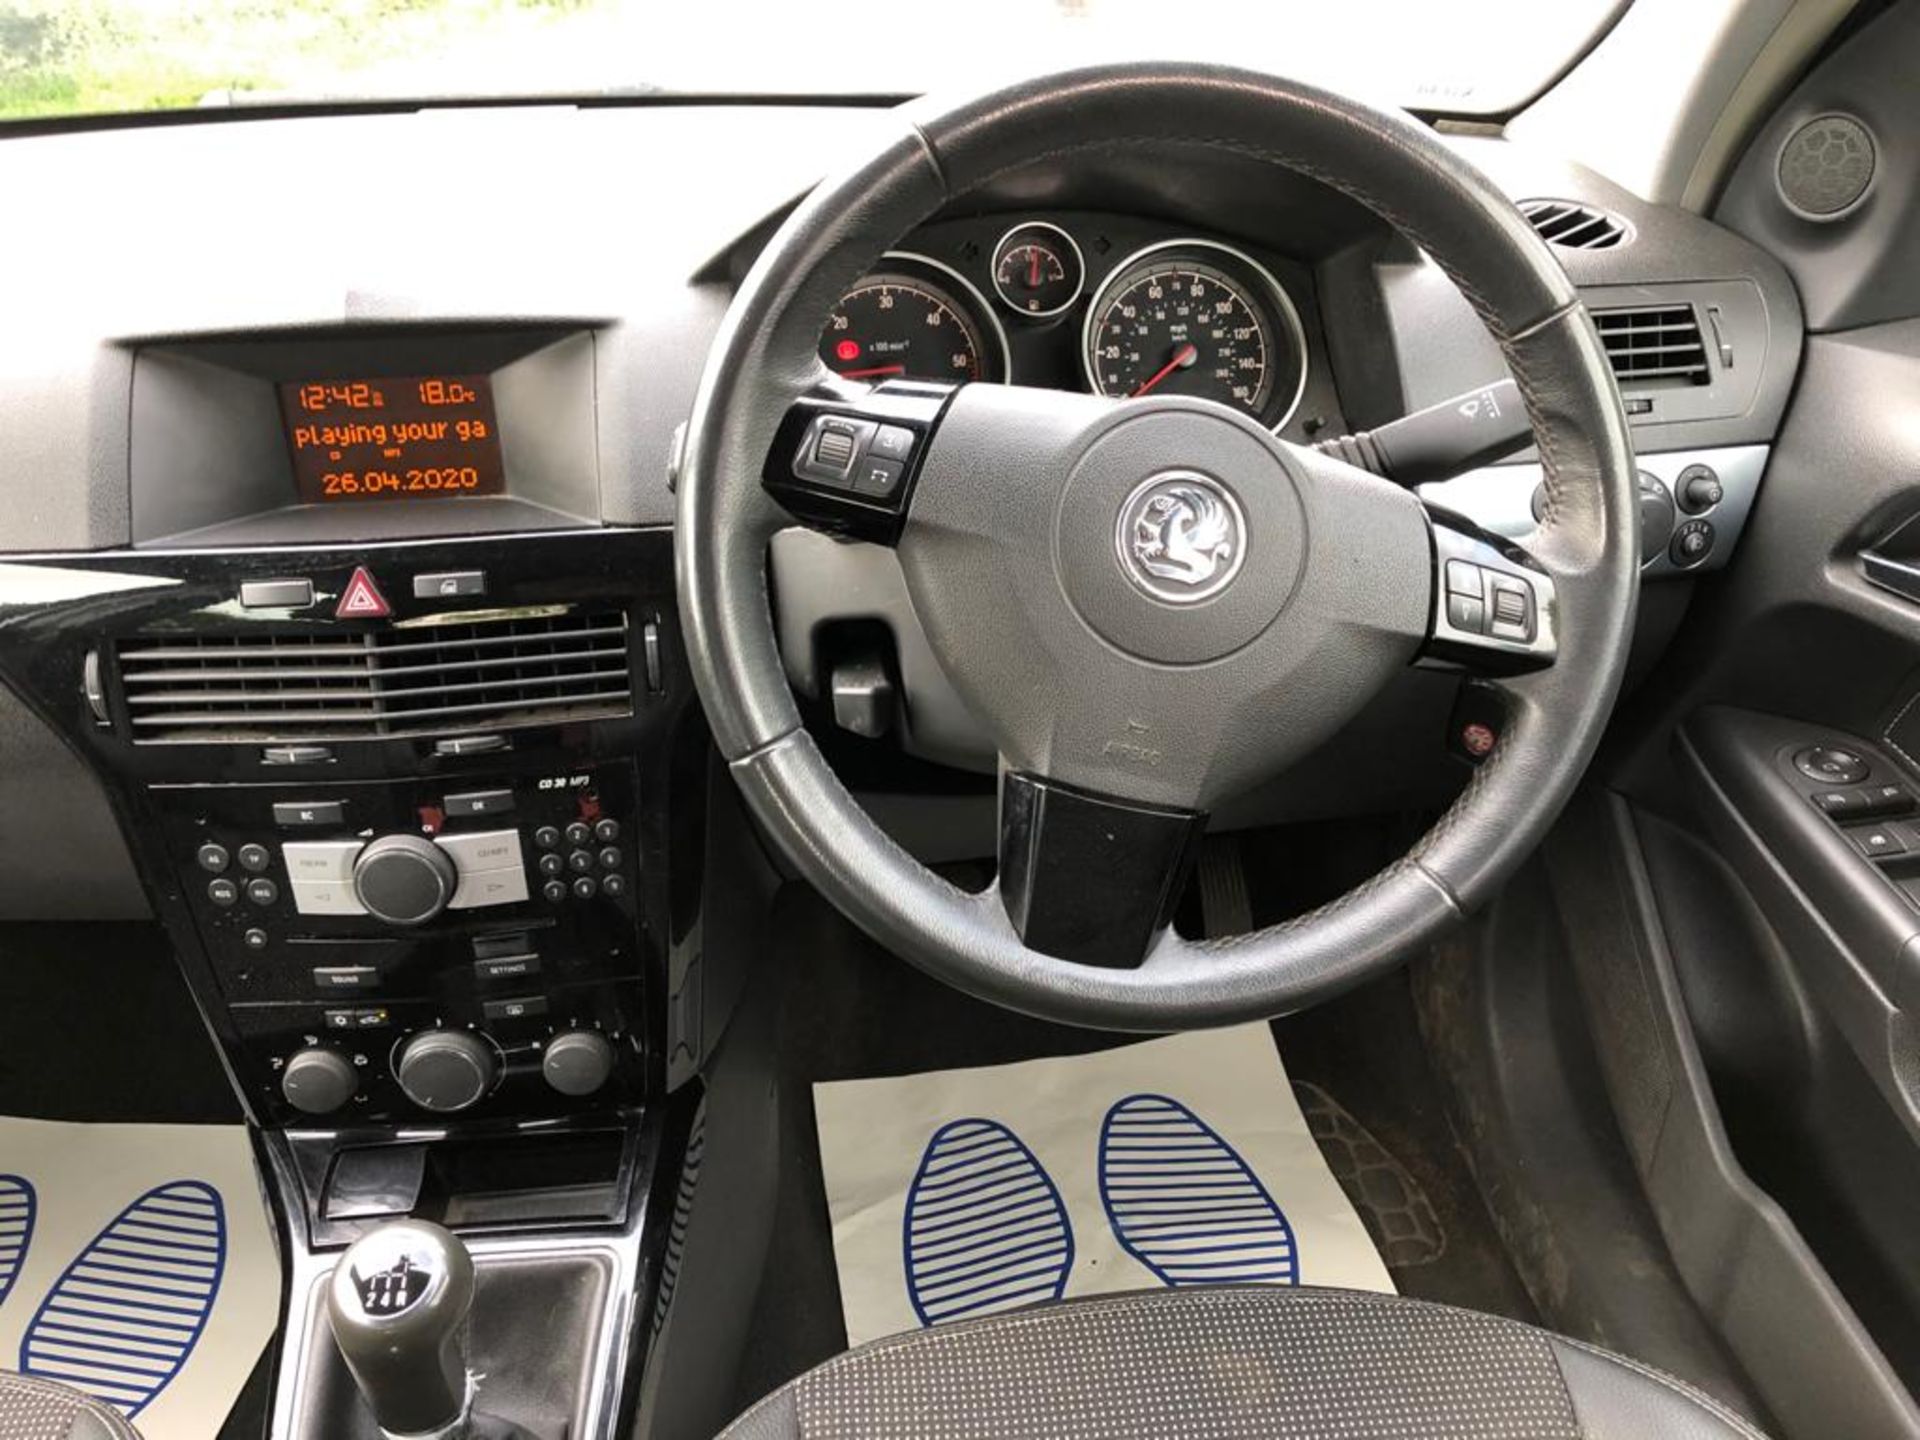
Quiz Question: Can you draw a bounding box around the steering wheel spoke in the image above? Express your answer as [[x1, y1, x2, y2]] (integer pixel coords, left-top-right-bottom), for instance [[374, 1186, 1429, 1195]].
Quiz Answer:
[[760, 378, 957, 545], [1419, 504, 1558, 674], [998, 768, 1207, 969]]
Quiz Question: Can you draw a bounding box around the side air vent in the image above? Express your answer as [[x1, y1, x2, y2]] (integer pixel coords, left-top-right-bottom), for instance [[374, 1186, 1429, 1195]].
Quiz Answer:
[[117, 610, 632, 743], [1519, 199, 1633, 250], [1592, 303, 1711, 387]]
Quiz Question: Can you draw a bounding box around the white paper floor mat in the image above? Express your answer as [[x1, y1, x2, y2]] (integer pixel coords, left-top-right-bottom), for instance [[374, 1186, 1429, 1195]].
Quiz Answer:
[[0, 1117, 281, 1440], [814, 1023, 1394, 1346]]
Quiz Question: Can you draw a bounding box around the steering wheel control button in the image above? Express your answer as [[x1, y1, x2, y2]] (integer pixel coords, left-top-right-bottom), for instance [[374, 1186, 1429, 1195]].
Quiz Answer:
[[237, 843, 271, 873], [1444, 560, 1484, 600], [1796, 746, 1870, 784], [1670, 518, 1715, 568], [855, 457, 906, 497], [239, 578, 315, 610], [1851, 825, 1907, 860], [412, 570, 487, 600], [1676, 463, 1723, 515], [797, 416, 874, 487], [197, 843, 230, 874], [443, 789, 513, 819], [870, 425, 917, 463], [207, 878, 240, 907], [274, 800, 346, 828], [1445, 594, 1486, 634], [1487, 579, 1536, 642]]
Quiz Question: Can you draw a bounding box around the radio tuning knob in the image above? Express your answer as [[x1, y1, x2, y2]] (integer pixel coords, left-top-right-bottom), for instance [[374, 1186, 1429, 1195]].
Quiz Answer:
[[282, 1047, 359, 1115], [352, 835, 458, 926], [542, 1030, 616, 1097], [395, 1030, 499, 1113]]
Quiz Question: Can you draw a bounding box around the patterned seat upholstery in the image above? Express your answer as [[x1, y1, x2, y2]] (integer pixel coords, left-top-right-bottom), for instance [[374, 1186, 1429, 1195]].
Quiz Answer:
[[0, 1371, 141, 1440], [720, 1287, 1769, 1440]]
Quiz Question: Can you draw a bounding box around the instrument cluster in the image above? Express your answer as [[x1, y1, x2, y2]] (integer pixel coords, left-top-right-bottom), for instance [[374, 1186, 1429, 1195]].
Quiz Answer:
[[817, 213, 1328, 435]]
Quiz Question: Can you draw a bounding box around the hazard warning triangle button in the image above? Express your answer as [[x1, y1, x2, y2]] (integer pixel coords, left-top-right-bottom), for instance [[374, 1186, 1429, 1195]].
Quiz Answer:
[[334, 566, 391, 619]]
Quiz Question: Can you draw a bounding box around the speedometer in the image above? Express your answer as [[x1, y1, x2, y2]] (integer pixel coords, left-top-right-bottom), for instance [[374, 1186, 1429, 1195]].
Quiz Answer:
[[1083, 239, 1307, 428], [821, 253, 1009, 385]]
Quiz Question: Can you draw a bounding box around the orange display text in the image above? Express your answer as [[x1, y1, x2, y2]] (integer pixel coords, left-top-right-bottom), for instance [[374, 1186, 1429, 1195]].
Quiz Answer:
[[279, 374, 507, 503]]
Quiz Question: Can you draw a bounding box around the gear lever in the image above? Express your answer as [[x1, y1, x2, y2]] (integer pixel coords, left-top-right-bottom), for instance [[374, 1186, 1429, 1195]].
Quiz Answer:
[[327, 1219, 478, 1438]]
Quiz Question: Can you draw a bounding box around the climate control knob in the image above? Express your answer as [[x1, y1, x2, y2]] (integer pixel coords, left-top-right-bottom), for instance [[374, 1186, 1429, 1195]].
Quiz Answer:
[[282, 1047, 359, 1115], [352, 836, 458, 926], [395, 1030, 499, 1113], [542, 1030, 616, 1097]]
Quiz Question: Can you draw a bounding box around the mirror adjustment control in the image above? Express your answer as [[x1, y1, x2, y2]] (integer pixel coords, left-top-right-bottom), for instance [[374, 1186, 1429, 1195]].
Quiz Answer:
[[1796, 746, 1871, 784], [1676, 463, 1723, 515]]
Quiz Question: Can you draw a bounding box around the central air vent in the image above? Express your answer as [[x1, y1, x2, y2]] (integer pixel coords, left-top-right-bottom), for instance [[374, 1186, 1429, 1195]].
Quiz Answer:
[[1519, 199, 1632, 250], [117, 610, 632, 743], [1592, 303, 1711, 387]]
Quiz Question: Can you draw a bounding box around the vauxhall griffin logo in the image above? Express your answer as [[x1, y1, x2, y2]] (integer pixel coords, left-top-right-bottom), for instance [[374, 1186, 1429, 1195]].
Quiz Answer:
[[1116, 472, 1247, 604]]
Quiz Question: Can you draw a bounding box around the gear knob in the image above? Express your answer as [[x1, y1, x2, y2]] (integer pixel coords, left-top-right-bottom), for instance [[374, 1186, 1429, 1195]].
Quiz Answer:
[[327, 1219, 475, 1437]]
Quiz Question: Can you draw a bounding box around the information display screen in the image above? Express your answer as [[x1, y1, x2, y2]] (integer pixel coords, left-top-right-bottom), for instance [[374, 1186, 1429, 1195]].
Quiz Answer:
[[279, 374, 507, 503]]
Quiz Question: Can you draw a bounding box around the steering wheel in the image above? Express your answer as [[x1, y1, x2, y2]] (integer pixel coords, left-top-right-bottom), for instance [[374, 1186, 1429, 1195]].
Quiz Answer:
[[677, 64, 1638, 1030]]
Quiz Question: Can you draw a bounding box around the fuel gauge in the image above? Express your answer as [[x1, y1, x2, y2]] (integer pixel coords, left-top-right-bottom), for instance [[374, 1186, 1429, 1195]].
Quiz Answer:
[[991, 221, 1085, 318]]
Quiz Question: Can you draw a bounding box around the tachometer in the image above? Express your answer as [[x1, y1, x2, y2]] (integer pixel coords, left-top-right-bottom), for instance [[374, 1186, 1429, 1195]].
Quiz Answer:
[[1083, 239, 1307, 428], [821, 253, 1009, 385]]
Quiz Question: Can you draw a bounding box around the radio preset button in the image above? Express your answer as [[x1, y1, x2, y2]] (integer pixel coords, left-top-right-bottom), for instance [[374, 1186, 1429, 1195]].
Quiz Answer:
[[567, 850, 594, 875], [592, 819, 620, 843], [237, 843, 271, 873], [541, 880, 568, 904], [197, 843, 230, 874], [571, 876, 598, 901], [207, 878, 239, 907], [598, 846, 622, 870], [534, 826, 561, 849], [601, 874, 628, 899], [537, 853, 564, 878], [564, 822, 592, 846]]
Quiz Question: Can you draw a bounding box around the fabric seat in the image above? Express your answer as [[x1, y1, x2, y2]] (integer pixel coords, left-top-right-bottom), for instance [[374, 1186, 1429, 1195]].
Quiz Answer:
[[0, 1372, 140, 1440], [720, 1287, 1767, 1440]]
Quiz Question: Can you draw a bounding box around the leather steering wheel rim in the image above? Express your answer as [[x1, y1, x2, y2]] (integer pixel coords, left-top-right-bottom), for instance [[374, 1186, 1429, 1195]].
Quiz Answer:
[[677, 63, 1638, 1030]]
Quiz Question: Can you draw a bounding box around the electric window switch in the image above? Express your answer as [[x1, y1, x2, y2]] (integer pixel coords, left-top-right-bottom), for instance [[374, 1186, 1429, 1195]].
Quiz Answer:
[[1849, 825, 1907, 860]]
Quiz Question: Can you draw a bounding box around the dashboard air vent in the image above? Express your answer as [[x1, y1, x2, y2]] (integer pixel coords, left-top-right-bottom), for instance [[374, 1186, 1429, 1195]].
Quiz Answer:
[[1592, 303, 1711, 387], [1519, 199, 1632, 250], [117, 610, 632, 743]]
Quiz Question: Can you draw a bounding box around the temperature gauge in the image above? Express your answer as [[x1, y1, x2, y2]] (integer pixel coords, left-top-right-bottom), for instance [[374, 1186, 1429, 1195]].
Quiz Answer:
[[991, 221, 1085, 318]]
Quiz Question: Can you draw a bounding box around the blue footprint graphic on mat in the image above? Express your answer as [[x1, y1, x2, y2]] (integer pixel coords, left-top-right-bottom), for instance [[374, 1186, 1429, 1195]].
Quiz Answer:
[[903, 1118, 1074, 1327], [18, 1180, 227, 1419], [0, 1175, 34, 1307], [1100, 1093, 1299, 1287]]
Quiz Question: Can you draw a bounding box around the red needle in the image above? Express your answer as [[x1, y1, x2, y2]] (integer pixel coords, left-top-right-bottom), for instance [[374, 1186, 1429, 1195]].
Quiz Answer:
[[1131, 343, 1198, 397], [1028, 249, 1041, 288], [837, 364, 907, 380]]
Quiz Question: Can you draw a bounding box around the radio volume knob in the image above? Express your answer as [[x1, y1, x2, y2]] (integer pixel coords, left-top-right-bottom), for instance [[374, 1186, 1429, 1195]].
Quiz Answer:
[[282, 1048, 359, 1115], [352, 835, 458, 926], [396, 1030, 499, 1113]]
